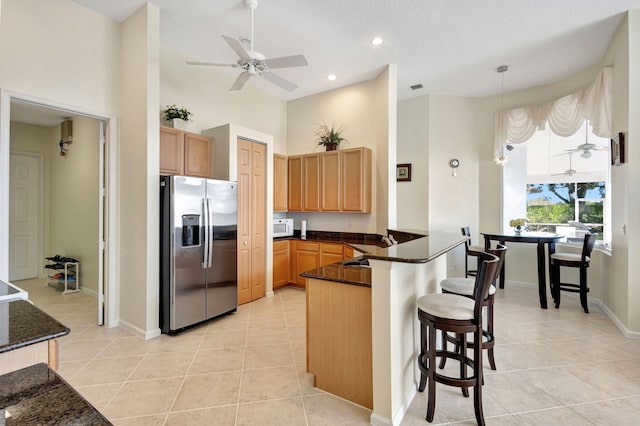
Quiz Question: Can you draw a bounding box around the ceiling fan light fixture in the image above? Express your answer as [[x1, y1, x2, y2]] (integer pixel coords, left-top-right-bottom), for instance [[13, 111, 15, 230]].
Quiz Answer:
[[581, 150, 592, 159], [327, 74, 336, 81], [370, 36, 384, 46]]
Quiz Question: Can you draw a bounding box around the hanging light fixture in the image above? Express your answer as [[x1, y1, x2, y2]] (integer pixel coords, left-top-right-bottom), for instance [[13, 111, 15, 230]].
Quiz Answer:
[[494, 65, 509, 165]]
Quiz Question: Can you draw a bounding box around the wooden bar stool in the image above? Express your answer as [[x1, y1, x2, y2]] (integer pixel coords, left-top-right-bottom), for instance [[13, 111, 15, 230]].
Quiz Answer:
[[550, 233, 597, 313], [417, 252, 500, 425], [439, 244, 507, 371], [461, 227, 483, 278]]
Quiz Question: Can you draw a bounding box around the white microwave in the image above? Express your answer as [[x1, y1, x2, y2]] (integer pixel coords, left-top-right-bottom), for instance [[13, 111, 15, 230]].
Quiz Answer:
[[273, 218, 294, 238]]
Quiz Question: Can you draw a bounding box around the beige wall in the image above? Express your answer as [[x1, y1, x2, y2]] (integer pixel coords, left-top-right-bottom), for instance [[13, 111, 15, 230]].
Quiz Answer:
[[48, 117, 100, 293]]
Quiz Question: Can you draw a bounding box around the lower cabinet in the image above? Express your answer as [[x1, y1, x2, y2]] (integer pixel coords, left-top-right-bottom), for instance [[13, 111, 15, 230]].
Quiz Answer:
[[273, 240, 290, 289], [274, 240, 354, 289]]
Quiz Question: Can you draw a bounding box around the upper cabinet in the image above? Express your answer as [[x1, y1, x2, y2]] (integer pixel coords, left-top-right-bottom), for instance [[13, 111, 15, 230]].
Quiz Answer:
[[160, 126, 214, 178], [274, 154, 288, 212], [286, 147, 371, 213]]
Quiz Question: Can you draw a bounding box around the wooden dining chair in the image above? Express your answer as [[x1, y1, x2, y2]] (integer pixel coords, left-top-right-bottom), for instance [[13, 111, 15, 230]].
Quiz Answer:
[[461, 227, 484, 278], [550, 233, 597, 313]]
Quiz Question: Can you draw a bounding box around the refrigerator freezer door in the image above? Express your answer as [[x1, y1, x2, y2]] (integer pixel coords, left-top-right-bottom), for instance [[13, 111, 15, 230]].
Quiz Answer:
[[171, 176, 207, 330], [205, 180, 238, 319]]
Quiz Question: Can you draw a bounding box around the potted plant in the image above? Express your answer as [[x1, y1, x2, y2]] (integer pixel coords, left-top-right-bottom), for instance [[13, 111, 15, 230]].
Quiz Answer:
[[509, 218, 528, 234], [315, 123, 347, 151], [162, 105, 193, 130]]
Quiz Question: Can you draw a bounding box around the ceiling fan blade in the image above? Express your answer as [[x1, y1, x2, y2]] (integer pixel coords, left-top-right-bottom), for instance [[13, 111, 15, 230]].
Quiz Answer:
[[261, 71, 298, 91], [222, 35, 251, 60], [263, 55, 309, 69], [186, 60, 235, 67], [230, 72, 251, 91]]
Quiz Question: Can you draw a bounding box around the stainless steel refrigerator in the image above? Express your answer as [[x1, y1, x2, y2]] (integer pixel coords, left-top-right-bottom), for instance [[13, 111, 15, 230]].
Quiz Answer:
[[160, 175, 237, 334]]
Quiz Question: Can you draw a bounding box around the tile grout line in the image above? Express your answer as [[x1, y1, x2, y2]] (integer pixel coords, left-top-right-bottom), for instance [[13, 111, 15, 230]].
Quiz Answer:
[[233, 297, 252, 426]]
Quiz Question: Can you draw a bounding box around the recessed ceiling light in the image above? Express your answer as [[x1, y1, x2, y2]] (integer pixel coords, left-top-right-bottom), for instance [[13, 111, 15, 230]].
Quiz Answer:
[[370, 37, 383, 46], [328, 74, 337, 81]]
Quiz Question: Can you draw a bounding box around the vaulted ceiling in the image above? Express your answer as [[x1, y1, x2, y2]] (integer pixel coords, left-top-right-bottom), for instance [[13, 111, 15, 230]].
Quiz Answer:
[[72, 0, 640, 101]]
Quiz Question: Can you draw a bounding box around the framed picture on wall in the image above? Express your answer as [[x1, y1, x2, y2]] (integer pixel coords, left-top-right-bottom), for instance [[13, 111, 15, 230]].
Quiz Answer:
[[611, 132, 625, 166], [396, 164, 412, 182]]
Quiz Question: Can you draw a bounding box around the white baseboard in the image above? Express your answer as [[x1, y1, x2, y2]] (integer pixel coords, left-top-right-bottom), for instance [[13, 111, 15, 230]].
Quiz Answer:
[[118, 319, 160, 340], [80, 286, 98, 297], [370, 412, 392, 426]]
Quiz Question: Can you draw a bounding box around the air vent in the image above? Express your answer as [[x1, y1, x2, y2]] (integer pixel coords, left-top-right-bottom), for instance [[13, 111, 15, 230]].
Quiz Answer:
[[410, 84, 423, 90]]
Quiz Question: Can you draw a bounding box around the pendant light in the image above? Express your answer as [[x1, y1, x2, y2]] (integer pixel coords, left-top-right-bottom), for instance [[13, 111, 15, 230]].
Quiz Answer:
[[494, 65, 509, 165]]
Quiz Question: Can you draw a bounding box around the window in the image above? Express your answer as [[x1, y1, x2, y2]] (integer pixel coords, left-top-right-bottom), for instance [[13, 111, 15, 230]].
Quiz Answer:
[[503, 121, 610, 244]]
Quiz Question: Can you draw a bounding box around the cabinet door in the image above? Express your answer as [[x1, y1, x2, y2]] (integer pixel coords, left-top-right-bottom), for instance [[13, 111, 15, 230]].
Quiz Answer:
[[343, 245, 355, 260], [303, 154, 320, 211], [237, 139, 252, 305], [274, 154, 288, 212], [273, 240, 290, 289], [250, 142, 266, 300], [288, 156, 302, 211], [160, 126, 184, 175], [295, 241, 319, 286], [341, 148, 371, 212], [320, 243, 343, 266], [184, 133, 214, 178], [321, 151, 340, 211]]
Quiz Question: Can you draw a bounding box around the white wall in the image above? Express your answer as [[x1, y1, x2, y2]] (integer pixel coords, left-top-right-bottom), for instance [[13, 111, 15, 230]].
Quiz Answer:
[[397, 96, 429, 230], [117, 3, 160, 338], [160, 45, 288, 154], [0, 0, 120, 115]]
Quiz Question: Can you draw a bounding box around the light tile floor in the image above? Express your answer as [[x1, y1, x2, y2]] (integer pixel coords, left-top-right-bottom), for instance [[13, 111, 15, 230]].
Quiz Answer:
[[15, 278, 640, 425]]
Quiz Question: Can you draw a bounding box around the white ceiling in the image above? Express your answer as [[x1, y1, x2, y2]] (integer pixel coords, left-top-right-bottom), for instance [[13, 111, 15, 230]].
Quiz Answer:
[[71, 0, 640, 101]]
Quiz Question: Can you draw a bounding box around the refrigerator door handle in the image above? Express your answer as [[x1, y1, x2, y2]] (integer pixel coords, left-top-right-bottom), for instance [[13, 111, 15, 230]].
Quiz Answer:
[[207, 198, 214, 268], [202, 198, 209, 269]]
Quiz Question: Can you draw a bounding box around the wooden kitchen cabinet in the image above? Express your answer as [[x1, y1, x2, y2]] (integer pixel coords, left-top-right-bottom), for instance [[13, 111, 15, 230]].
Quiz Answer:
[[274, 154, 288, 212], [273, 240, 290, 289], [341, 148, 371, 212], [160, 125, 214, 178], [303, 154, 320, 211], [320, 242, 344, 267], [159, 126, 184, 175], [292, 240, 319, 287], [285, 147, 371, 213], [320, 151, 340, 211], [343, 245, 355, 260], [288, 156, 302, 211]]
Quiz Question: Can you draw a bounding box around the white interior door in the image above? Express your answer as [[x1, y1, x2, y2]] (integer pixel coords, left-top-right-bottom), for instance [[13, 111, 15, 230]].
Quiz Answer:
[[9, 153, 40, 281]]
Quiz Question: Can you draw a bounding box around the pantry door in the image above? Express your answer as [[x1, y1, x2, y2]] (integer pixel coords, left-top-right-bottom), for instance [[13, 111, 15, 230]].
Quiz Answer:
[[9, 153, 41, 281]]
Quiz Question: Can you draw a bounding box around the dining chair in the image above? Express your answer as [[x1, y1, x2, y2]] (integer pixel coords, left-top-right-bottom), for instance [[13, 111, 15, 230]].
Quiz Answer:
[[550, 233, 597, 313], [416, 252, 500, 425], [461, 227, 484, 278], [439, 244, 507, 371]]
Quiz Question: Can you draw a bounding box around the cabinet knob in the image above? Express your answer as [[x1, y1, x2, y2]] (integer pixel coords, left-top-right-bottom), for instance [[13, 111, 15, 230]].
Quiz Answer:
[[244, 241, 248, 245]]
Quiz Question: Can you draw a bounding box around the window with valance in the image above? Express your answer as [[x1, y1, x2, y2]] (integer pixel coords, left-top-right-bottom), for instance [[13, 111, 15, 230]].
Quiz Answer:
[[494, 67, 612, 162]]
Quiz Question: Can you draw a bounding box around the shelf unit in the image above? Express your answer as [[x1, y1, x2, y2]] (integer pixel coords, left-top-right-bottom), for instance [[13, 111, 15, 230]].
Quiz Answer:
[[45, 259, 80, 295]]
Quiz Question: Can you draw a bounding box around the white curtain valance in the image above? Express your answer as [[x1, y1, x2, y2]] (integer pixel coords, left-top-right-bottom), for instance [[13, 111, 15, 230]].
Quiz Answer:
[[494, 67, 613, 160]]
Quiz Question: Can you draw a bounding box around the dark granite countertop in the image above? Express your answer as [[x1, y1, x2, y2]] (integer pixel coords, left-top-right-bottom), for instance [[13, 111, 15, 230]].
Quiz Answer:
[[0, 363, 111, 425], [300, 231, 468, 286], [0, 300, 70, 354]]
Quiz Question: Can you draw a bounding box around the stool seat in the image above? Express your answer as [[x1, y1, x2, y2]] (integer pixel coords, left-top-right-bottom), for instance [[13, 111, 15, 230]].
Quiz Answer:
[[550, 253, 590, 263], [468, 245, 484, 255], [441, 278, 496, 296], [417, 293, 475, 320]]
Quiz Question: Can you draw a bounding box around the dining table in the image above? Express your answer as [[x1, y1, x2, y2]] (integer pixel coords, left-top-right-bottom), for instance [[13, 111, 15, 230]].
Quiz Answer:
[[481, 231, 563, 309]]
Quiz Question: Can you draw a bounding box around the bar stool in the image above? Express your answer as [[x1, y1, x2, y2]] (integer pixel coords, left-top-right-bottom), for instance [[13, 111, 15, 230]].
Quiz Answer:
[[439, 244, 507, 371], [417, 252, 500, 425], [461, 227, 483, 277], [550, 233, 597, 313]]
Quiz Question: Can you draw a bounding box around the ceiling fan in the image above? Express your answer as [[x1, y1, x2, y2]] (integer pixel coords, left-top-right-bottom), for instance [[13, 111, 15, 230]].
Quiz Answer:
[[552, 151, 579, 177], [186, 0, 308, 92], [564, 120, 608, 159]]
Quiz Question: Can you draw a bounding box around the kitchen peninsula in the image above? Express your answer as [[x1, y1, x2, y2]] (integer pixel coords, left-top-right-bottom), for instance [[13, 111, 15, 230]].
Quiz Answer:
[[302, 231, 468, 426]]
